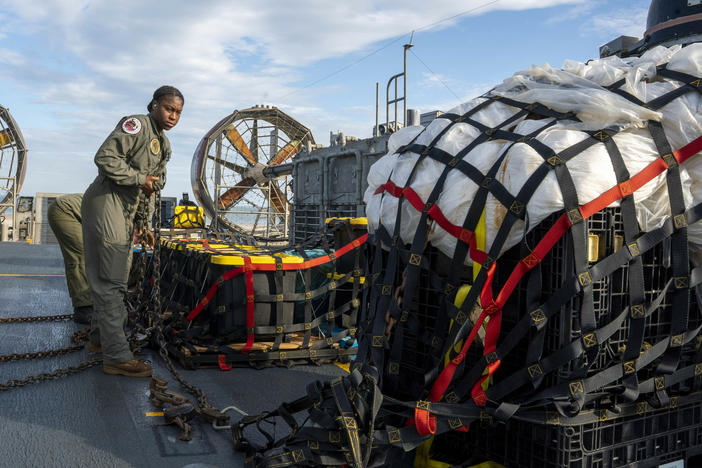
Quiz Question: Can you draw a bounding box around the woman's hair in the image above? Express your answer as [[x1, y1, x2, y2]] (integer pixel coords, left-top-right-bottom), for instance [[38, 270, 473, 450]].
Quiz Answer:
[[148, 85, 184, 112]]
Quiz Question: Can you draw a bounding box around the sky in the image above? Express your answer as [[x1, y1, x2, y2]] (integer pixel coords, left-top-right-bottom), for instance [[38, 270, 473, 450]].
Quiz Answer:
[[0, 0, 651, 201]]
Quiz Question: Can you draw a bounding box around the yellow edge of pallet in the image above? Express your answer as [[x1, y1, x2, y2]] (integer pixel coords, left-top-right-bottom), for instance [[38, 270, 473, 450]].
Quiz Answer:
[[161, 242, 322, 266], [325, 217, 368, 226], [210, 253, 305, 266], [326, 272, 366, 284]]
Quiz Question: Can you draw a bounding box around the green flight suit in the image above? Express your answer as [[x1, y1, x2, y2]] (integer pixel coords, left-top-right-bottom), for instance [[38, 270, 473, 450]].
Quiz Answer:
[[47, 193, 92, 309], [82, 114, 170, 365]]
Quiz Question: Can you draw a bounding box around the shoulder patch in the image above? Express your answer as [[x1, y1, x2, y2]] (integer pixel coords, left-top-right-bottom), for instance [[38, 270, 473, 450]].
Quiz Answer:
[[122, 117, 142, 134], [150, 138, 161, 155]]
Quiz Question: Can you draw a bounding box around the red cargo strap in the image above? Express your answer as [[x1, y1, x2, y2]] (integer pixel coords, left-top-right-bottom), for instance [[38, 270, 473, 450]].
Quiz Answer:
[[242, 256, 255, 353], [414, 405, 437, 436], [184, 235, 368, 321], [218, 354, 232, 371]]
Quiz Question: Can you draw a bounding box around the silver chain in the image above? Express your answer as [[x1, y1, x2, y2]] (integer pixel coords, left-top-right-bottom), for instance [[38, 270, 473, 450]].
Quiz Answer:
[[150, 190, 211, 410]]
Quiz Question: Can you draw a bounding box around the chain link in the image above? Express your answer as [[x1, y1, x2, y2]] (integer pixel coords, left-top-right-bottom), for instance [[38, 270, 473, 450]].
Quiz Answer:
[[0, 359, 101, 391], [0, 328, 91, 363], [149, 190, 212, 410], [0, 314, 74, 324], [0, 327, 100, 391]]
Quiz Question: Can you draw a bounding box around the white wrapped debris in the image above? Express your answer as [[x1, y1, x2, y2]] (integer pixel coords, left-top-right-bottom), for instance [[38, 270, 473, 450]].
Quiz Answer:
[[364, 44, 702, 264]]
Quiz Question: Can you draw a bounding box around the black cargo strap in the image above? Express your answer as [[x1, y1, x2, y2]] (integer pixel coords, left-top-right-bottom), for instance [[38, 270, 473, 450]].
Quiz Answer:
[[649, 120, 690, 407]]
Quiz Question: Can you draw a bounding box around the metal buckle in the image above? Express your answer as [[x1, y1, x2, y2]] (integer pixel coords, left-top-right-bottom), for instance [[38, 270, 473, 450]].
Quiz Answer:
[[569, 380, 584, 396], [530, 308, 546, 325], [630, 304, 645, 319], [670, 333, 684, 347], [623, 360, 636, 375], [592, 130, 610, 141], [578, 271, 592, 287], [582, 333, 598, 348], [528, 363, 543, 379], [416, 400, 431, 410], [628, 242, 640, 257], [547, 155, 564, 166], [662, 153, 678, 167], [674, 276, 689, 289], [522, 253, 539, 268], [292, 449, 305, 463], [388, 429, 401, 443], [510, 200, 525, 216], [674, 213, 688, 228], [655, 376, 666, 390], [567, 208, 583, 224], [448, 417, 463, 429]]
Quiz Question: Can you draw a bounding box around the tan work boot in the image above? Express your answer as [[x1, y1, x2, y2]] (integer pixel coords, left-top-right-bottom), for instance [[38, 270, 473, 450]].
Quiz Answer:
[[103, 359, 152, 377]]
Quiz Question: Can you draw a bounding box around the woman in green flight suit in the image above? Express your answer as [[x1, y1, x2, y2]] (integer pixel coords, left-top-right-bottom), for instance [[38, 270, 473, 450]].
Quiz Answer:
[[82, 86, 183, 377]]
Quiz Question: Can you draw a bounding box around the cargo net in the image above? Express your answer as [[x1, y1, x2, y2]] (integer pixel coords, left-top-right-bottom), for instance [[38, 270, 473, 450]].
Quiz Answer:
[[130, 220, 367, 369], [233, 44, 702, 466]]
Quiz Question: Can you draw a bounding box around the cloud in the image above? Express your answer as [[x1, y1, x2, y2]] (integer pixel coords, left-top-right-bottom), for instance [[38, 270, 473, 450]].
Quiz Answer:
[[419, 71, 454, 89], [0, 0, 585, 199], [582, 6, 649, 39]]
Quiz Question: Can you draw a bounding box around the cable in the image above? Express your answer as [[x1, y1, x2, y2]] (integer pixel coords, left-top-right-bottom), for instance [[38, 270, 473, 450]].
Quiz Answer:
[[275, 0, 500, 101], [409, 48, 462, 101]]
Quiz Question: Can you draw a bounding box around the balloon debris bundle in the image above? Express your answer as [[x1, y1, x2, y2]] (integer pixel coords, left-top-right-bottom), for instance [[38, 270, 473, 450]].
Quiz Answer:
[[233, 43, 702, 467]]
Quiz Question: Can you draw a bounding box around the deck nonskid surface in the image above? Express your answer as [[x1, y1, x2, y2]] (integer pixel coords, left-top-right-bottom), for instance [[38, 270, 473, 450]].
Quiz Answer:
[[0, 242, 346, 468]]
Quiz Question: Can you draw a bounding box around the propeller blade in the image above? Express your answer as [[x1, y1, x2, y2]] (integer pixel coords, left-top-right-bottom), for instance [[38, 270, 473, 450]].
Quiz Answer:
[[217, 176, 256, 210], [207, 155, 247, 176], [268, 182, 287, 215], [224, 126, 257, 165], [269, 140, 301, 166], [0, 128, 14, 147]]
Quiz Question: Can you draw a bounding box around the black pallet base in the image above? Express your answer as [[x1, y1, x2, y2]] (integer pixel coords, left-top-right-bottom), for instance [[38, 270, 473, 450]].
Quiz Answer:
[[167, 342, 355, 370], [467, 393, 702, 468]]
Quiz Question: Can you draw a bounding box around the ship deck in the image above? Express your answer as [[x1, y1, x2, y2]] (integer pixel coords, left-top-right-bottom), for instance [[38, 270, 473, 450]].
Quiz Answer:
[[0, 241, 347, 468]]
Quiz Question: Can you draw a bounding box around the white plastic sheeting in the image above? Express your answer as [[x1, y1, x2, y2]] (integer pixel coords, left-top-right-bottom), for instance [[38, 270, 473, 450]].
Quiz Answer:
[[365, 44, 702, 264]]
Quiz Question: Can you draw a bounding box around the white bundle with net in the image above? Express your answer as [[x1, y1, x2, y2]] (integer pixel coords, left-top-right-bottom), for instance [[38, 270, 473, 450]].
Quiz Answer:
[[365, 44, 702, 264]]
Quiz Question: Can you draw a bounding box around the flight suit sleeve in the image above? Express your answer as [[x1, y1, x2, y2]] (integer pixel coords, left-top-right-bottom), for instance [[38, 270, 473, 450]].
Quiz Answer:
[[94, 118, 147, 187]]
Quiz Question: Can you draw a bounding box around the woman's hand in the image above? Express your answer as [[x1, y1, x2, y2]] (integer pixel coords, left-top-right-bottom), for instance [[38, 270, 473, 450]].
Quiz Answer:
[[135, 228, 155, 248], [142, 175, 159, 195]]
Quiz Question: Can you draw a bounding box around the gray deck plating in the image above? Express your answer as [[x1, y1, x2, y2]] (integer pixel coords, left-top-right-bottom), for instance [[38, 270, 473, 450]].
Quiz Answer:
[[0, 242, 346, 468]]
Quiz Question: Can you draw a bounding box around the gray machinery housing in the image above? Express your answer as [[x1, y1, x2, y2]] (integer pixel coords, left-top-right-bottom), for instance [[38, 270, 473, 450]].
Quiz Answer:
[[290, 134, 389, 243]]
